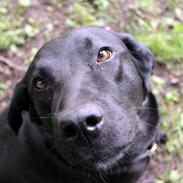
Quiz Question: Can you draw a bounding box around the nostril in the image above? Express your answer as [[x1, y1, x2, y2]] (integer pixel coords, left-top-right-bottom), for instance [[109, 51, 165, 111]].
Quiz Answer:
[[85, 115, 103, 129], [62, 124, 78, 140]]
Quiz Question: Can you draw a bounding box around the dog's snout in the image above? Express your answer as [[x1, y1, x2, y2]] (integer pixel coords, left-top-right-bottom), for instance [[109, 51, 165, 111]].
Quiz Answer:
[[60, 104, 104, 141]]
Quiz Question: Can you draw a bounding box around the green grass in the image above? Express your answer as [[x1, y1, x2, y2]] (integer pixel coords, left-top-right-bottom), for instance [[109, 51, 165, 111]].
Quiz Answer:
[[65, 0, 110, 28], [132, 0, 183, 63], [0, 8, 25, 50], [136, 23, 183, 63], [152, 73, 183, 183], [112, 0, 183, 64], [0, 0, 39, 51]]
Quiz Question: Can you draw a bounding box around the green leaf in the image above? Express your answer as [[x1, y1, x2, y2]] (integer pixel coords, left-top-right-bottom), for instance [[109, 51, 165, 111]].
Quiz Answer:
[[174, 23, 183, 33], [165, 91, 179, 103], [25, 24, 39, 37], [0, 83, 9, 90], [152, 76, 166, 85], [169, 170, 180, 182], [18, 0, 31, 7]]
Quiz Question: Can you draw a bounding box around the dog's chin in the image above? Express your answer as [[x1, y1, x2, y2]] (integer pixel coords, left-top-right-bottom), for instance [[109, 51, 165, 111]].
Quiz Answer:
[[51, 144, 130, 176], [45, 134, 131, 175], [95, 150, 126, 172], [70, 147, 130, 177]]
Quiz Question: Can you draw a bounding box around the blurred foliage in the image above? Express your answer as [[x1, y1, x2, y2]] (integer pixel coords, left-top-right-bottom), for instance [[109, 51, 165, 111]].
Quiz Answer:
[[1, 0, 182, 63], [156, 170, 183, 183], [65, 0, 110, 28], [64, 0, 183, 63], [109, 0, 183, 63], [0, 4, 25, 50], [0, 0, 183, 182], [0, 82, 10, 101], [136, 26, 183, 63], [18, 0, 31, 7], [0, 0, 39, 51], [152, 72, 183, 182]]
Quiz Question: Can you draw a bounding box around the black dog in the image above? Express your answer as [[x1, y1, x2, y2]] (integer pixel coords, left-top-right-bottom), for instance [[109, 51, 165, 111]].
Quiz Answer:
[[0, 28, 165, 183]]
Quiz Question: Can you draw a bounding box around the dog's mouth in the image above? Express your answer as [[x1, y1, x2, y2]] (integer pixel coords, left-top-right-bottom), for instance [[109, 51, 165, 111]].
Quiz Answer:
[[46, 138, 131, 175], [74, 144, 131, 176]]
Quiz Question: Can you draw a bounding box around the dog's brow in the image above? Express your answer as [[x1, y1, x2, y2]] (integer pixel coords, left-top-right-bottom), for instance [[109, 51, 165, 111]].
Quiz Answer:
[[84, 38, 93, 49], [33, 66, 54, 78]]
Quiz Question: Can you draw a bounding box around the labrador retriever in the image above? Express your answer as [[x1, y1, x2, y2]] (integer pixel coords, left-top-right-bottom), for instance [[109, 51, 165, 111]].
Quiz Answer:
[[0, 27, 165, 183]]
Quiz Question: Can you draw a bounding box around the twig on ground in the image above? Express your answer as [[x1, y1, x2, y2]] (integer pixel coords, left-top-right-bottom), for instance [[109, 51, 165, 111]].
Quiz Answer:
[[0, 55, 25, 71]]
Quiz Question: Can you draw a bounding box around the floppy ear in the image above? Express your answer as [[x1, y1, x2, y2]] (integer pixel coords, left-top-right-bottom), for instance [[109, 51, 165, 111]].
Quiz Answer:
[[118, 33, 154, 93], [8, 79, 30, 134]]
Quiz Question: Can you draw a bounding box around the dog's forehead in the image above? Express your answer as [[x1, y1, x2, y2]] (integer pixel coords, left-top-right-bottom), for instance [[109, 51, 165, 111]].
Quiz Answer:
[[36, 28, 124, 57], [31, 28, 126, 73], [67, 27, 123, 45]]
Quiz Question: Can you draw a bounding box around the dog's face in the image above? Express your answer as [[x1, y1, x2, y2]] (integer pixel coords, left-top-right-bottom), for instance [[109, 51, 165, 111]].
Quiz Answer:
[[8, 28, 154, 173]]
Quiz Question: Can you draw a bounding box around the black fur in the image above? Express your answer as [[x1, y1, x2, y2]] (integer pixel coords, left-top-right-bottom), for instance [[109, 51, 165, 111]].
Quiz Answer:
[[0, 28, 165, 183]]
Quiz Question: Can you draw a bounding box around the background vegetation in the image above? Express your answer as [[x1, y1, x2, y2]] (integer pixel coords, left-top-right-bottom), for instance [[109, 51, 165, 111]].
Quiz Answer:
[[0, 0, 182, 182]]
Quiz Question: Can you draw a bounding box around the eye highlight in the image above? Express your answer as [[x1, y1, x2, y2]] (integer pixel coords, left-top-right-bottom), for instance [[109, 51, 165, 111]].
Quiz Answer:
[[33, 77, 48, 90], [97, 47, 113, 62]]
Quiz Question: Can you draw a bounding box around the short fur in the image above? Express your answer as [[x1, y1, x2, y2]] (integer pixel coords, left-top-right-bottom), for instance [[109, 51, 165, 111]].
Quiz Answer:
[[0, 28, 165, 183]]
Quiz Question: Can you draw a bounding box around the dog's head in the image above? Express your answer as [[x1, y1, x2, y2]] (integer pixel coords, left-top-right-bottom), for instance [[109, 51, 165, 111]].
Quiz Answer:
[[8, 28, 155, 173]]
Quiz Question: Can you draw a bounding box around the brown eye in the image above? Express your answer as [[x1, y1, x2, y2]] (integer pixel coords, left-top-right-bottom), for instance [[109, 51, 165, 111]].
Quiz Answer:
[[33, 77, 47, 90], [97, 48, 112, 62]]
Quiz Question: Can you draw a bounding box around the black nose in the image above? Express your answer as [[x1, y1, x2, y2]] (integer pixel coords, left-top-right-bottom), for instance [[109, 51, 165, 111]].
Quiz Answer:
[[59, 104, 104, 141]]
